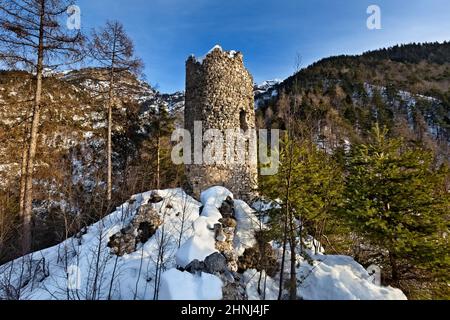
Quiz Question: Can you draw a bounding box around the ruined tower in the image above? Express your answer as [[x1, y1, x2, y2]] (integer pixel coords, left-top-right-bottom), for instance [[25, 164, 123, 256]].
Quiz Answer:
[[184, 46, 258, 200]]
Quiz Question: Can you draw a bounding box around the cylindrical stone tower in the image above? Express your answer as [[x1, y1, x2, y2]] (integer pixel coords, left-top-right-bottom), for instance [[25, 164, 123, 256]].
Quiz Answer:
[[184, 46, 258, 200]]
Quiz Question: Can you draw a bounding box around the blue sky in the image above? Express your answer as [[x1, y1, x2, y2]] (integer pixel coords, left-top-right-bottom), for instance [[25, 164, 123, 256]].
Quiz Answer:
[[76, 0, 450, 93]]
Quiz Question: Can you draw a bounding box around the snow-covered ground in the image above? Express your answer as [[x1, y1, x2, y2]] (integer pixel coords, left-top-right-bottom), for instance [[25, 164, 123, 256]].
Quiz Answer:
[[0, 187, 406, 300], [0, 189, 200, 300], [245, 253, 406, 300]]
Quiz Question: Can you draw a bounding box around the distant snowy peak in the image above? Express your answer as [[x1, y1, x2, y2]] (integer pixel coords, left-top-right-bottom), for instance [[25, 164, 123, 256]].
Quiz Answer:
[[256, 79, 282, 91], [254, 79, 282, 108]]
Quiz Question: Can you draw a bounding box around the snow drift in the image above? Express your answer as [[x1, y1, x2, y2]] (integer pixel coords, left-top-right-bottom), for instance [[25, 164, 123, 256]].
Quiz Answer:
[[0, 187, 406, 300]]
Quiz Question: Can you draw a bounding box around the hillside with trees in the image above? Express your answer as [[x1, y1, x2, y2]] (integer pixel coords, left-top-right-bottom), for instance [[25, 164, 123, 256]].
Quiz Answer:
[[0, 1, 448, 300], [258, 42, 450, 161], [256, 42, 450, 299]]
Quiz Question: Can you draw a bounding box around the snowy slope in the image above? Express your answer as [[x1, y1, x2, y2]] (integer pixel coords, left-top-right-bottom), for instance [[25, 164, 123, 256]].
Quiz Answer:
[[0, 187, 406, 300], [245, 254, 406, 300], [0, 189, 200, 300]]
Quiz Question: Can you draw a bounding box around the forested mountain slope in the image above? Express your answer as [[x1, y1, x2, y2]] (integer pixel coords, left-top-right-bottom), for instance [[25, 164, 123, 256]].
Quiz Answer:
[[257, 42, 450, 162], [0, 68, 182, 262]]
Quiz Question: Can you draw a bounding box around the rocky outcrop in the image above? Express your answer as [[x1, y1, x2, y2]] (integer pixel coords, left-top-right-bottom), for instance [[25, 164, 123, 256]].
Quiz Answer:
[[219, 196, 235, 218], [213, 197, 239, 272], [222, 274, 248, 301], [184, 252, 247, 300], [185, 253, 227, 275], [107, 194, 162, 256], [215, 218, 238, 272], [179, 192, 248, 300], [238, 242, 279, 278]]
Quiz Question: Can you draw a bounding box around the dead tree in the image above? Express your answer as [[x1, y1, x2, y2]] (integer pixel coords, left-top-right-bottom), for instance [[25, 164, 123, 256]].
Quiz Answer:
[[87, 21, 143, 203], [0, 0, 84, 254]]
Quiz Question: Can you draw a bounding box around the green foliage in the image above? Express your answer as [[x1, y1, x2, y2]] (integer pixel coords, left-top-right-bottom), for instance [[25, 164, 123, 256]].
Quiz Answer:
[[340, 125, 450, 282], [260, 136, 344, 247], [267, 42, 450, 158], [257, 42, 450, 298]]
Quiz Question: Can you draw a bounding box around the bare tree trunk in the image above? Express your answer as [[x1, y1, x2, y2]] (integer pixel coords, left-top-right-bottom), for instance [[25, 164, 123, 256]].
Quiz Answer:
[[133, 247, 145, 300], [106, 29, 118, 203], [289, 213, 297, 300], [19, 82, 33, 219], [278, 136, 295, 300], [106, 94, 112, 202], [21, 0, 45, 254], [91, 226, 105, 300], [156, 135, 161, 190], [107, 83, 113, 203], [177, 196, 189, 249], [89, 21, 142, 201], [278, 172, 292, 300], [257, 237, 266, 296], [257, 270, 263, 296], [19, 128, 29, 221], [107, 255, 119, 300], [153, 220, 168, 301], [389, 252, 400, 285]]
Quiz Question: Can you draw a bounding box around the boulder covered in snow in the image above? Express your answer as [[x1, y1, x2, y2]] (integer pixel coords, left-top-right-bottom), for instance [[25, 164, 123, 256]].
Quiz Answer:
[[200, 186, 233, 208], [159, 269, 223, 300], [297, 255, 407, 300], [176, 231, 218, 268], [176, 186, 235, 268]]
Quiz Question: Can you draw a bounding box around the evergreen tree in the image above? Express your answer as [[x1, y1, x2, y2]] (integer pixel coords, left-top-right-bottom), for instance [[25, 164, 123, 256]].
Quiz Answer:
[[341, 125, 449, 285], [261, 136, 344, 299]]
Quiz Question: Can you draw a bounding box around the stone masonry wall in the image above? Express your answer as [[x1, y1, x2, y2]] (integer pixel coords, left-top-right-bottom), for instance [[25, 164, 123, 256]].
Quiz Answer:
[[185, 46, 258, 201]]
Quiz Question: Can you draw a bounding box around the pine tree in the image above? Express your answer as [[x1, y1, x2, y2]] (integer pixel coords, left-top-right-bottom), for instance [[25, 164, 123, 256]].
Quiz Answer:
[[341, 124, 449, 285], [261, 136, 344, 299]]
